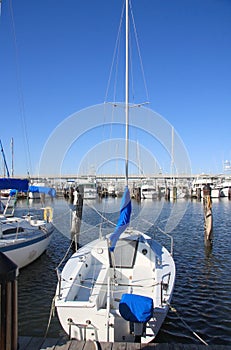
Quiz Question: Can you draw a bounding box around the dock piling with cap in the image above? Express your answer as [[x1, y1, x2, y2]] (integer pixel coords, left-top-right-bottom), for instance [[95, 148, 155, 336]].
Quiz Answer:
[[0, 252, 18, 350], [203, 185, 213, 246]]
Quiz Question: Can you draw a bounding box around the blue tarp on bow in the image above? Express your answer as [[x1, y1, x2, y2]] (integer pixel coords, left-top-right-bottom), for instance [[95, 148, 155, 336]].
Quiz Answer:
[[29, 186, 56, 198], [109, 186, 131, 252]]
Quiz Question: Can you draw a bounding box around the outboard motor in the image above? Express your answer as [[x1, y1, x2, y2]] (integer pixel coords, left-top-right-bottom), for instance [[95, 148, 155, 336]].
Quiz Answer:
[[119, 293, 153, 342]]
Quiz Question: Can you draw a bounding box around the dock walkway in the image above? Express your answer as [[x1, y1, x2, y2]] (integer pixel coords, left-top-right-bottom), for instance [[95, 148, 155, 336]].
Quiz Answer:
[[18, 337, 230, 350]]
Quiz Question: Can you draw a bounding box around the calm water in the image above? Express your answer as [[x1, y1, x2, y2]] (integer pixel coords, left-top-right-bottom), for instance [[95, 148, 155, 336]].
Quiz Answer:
[[16, 196, 231, 346]]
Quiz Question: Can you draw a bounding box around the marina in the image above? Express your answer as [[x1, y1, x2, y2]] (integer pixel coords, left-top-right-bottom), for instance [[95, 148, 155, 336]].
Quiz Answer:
[[13, 195, 231, 347], [13, 173, 231, 201], [1, 0, 231, 348]]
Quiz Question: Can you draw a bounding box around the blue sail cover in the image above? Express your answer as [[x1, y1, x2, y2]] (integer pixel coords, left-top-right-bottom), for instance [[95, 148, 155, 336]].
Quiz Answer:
[[0, 178, 29, 191], [119, 293, 153, 323], [109, 186, 131, 252], [29, 186, 56, 198]]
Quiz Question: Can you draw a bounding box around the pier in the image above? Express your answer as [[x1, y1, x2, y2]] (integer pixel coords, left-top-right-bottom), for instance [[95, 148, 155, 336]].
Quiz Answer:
[[1, 177, 230, 349], [18, 337, 231, 350], [13, 173, 231, 201]]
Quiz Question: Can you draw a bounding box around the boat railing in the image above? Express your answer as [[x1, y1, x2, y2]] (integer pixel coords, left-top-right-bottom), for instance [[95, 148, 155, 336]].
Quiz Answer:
[[56, 268, 62, 299], [3, 193, 17, 217], [160, 272, 171, 305], [67, 318, 98, 341]]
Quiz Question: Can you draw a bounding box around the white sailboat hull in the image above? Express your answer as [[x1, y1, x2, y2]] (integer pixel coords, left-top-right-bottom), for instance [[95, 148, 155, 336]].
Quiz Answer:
[[55, 230, 175, 343], [0, 220, 54, 269]]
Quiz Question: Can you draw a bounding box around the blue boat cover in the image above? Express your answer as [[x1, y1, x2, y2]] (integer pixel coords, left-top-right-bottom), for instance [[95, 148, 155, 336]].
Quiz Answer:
[[0, 178, 29, 191], [119, 293, 153, 323], [9, 189, 17, 195], [109, 186, 131, 252], [29, 186, 56, 198]]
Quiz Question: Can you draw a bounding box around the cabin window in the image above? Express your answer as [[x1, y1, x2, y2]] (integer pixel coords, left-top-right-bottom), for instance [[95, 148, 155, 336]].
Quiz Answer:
[[110, 239, 138, 268], [3, 227, 24, 235]]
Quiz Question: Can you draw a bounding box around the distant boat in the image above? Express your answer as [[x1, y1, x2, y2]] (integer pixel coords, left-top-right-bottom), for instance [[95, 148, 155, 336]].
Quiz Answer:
[[108, 183, 116, 197], [218, 177, 231, 198], [82, 183, 97, 199], [55, 0, 175, 343], [191, 175, 220, 198], [141, 181, 158, 199], [0, 178, 55, 269], [168, 185, 189, 200], [29, 180, 56, 199]]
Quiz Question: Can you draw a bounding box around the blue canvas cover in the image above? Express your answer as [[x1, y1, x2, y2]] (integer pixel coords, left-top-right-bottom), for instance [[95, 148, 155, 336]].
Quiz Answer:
[[119, 293, 153, 323], [29, 186, 56, 198], [109, 186, 131, 252], [9, 189, 17, 196], [0, 178, 29, 191]]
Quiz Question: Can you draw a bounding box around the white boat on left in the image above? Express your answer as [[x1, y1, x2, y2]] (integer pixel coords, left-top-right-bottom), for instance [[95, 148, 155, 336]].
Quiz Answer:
[[0, 178, 55, 269]]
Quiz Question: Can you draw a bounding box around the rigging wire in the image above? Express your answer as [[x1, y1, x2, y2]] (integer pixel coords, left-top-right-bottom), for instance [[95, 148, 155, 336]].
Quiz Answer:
[[168, 303, 209, 346], [129, 0, 150, 104], [102, 2, 124, 174], [103, 0, 151, 183], [8, 0, 32, 175], [104, 0, 149, 105], [85, 200, 116, 228], [104, 1, 125, 104]]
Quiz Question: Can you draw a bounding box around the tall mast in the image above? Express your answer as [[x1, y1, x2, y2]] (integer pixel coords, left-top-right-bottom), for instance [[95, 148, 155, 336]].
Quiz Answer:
[[125, 0, 129, 187], [171, 126, 174, 177], [0, 139, 10, 178], [11, 137, 14, 177]]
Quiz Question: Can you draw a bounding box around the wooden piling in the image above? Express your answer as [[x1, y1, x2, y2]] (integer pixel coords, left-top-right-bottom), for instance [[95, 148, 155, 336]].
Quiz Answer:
[[0, 252, 18, 350], [133, 187, 141, 201], [71, 186, 84, 250], [165, 187, 170, 201], [157, 186, 162, 199], [228, 187, 231, 200], [196, 188, 201, 200], [203, 185, 213, 246], [172, 186, 177, 200]]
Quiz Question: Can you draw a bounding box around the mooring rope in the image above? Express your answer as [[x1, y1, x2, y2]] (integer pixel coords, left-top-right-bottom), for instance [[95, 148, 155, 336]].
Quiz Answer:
[[168, 303, 208, 346], [43, 295, 56, 339], [56, 215, 103, 271]]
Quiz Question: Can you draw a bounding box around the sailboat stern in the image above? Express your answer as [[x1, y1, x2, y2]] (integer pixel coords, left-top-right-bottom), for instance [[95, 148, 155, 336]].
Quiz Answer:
[[119, 293, 153, 340]]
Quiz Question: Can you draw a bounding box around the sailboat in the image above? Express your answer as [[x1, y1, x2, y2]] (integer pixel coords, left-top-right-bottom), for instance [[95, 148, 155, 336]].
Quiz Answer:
[[55, 0, 175, 343], [0, 178, 55, 269]]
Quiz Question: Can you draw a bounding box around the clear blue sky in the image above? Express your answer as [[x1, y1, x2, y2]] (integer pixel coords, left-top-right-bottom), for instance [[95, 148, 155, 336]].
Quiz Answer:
[[0, 0, 230, 177]]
